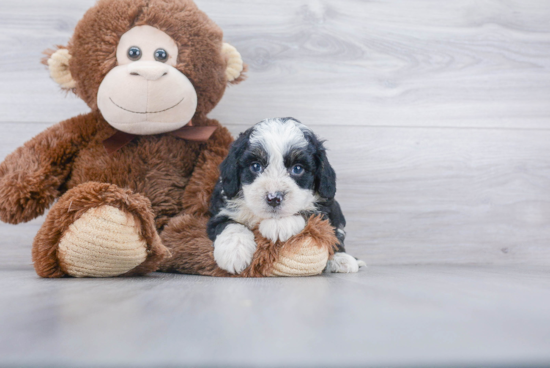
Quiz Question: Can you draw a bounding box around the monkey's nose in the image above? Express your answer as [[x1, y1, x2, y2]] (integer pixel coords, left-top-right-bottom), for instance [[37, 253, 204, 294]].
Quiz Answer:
[[266, 192, 284, 208], [127, 61, 169, 81]]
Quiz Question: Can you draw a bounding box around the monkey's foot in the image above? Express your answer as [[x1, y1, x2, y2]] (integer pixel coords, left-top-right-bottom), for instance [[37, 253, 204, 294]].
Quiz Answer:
[[33, 182, 170, 278], [57, 205, 148, 277], [269, 236, 330, 277]]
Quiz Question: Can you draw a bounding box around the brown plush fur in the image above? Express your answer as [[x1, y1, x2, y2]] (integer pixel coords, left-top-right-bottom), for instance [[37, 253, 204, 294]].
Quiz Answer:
[[159, 216, 338, 277], [0, 0, 240, 277]]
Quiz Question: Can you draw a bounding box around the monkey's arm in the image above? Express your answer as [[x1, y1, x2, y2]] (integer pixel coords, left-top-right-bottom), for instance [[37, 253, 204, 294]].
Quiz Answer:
[[0, 113, 100, 224], [181, 122, 234, 217]]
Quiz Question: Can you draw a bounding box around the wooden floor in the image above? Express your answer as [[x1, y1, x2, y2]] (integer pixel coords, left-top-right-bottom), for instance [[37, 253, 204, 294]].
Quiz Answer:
[[0, 0, 549, 367], [1, 264, 549, 368]]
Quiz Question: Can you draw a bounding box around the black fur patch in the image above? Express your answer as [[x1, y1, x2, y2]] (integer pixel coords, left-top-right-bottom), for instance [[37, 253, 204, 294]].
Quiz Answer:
[[217, 129, 254, 199], [301, 128, 337, 200]]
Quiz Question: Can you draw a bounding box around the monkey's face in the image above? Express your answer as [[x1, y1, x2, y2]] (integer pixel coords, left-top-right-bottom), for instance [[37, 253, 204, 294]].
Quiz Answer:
[[97, 25, 198, 135], [45, 0, 245, 124]]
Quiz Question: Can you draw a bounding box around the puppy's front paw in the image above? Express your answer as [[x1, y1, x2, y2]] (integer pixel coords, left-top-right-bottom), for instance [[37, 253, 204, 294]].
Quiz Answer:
[[214, 224, 257, 274], [325, 253, 366, 273], [259, 215, 306, 243]]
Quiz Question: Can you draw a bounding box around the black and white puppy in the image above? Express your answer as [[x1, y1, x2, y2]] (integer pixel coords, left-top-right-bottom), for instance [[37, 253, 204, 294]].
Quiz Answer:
[[207, 117, 365, 274]]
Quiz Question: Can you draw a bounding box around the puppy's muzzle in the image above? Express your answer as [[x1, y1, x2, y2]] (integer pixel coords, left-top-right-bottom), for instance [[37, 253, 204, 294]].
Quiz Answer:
[[266, 192, 284, 208]]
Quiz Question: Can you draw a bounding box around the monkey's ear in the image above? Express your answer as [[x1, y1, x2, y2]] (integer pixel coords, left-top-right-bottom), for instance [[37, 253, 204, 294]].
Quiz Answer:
[[42, 47, 76, 90], [222, 43, 247, 85]]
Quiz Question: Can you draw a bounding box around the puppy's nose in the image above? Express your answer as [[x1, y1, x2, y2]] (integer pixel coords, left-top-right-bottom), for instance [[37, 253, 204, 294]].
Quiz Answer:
[[266, 192, 284, 208], [127, 61, 169, 81]]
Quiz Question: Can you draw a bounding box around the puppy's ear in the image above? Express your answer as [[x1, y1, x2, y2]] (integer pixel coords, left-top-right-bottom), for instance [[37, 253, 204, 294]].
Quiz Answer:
[[306, 131, 336, 200], [219, 131, 250, 198], [315, 149, 337, 200]]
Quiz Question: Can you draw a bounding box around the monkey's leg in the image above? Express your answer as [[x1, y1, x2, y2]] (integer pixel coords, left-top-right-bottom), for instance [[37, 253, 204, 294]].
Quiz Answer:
[[32, 182, 169, 278], [157, 214, 232, 277]]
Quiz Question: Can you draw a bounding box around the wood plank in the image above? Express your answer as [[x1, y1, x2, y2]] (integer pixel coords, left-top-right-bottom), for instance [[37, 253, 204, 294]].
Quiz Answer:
[[0, 0, 549, 129], [2, 122, 549, 266], [0, 265, 549, 367], [312, 125, 550, 266]]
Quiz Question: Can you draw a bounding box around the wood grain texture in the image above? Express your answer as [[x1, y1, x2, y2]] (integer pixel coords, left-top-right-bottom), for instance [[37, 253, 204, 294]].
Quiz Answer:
[[0, 265, 549, 367]]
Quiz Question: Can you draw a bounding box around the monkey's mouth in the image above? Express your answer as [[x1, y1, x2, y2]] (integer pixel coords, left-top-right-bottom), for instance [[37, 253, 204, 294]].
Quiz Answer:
[[109, 97, 184, 114]]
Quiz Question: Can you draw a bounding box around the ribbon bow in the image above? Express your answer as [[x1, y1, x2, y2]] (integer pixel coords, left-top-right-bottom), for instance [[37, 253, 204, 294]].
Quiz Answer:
[[103, 121, 217, 155]]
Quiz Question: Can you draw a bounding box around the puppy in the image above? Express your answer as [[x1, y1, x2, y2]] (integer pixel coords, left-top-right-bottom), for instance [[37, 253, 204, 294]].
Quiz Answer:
[[207, 117, 365, 274]]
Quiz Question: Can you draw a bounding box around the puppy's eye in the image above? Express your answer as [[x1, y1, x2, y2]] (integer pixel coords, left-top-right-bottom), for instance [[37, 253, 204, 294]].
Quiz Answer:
[[291, 165, 305, 176], [250, 162, 263, 173], [154, 48, 168, 62], [128, 46, 142, 61]]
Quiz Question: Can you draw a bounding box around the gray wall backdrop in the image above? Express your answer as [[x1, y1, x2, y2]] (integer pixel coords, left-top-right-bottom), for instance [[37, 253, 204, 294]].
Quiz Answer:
[[1, 0, 549, 267]]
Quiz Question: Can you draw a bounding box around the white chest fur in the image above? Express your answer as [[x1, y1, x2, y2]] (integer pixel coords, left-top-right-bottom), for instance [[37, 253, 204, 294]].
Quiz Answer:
[[258, 215, 306, 243]]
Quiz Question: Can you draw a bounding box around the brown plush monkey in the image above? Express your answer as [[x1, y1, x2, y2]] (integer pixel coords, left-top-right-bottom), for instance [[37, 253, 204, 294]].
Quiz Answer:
[[0, 0, 245, 277], [0, 0, 339, 278]]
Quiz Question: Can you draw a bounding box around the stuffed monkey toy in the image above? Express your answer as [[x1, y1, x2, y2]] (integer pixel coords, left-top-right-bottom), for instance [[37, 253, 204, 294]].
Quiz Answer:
[[0, 0, 242, 277], [0, 0, 340, 278]]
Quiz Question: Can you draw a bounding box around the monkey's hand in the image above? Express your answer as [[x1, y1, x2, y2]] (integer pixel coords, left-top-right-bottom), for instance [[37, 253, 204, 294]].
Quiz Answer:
[[0, 146, 65, 224], [0, 114, 97, 224]]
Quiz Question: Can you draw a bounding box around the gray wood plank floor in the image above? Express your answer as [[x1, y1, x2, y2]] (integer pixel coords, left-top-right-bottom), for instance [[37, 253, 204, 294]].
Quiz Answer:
[[1, 265, 549, 368], [0, 0, 549, 367]]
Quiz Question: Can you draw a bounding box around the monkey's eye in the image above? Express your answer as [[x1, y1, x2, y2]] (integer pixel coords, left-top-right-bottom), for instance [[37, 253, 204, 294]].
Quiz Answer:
[[250, 162, 264, 174], [291, 165, 305, 176], [127, 46, 142, 61], [154, 48, 168, 62]]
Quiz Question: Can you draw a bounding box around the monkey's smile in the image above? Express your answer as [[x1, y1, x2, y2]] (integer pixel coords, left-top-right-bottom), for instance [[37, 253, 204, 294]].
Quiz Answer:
[[109, 97, 184, 114]]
